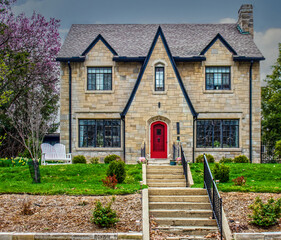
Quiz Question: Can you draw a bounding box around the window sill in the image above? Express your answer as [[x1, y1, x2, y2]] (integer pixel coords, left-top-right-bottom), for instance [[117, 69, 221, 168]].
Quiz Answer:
[[195, 148, 242, 152], [203, 89, 234, 94], [85, 90, 114, 94], [75, 147, 122, 151], [152, 91, 167, 95]]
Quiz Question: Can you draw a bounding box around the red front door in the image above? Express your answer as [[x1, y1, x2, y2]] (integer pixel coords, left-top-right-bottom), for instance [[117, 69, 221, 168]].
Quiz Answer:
[[151, 121, 167, 158]]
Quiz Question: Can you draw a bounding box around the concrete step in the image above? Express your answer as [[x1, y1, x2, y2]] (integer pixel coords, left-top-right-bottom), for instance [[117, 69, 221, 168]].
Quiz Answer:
[[147, 164, 182, 169], [147, 168, 183, 173], [149, 195, 210, 203], [155, 217, 217, 226], [150, 209, 213, 218], [148, 160, 170, 165], [148, 182, 187, 187], [166, 236, 210, 240], [147, 178, 185, 183], [154, 226, 218, 235], [147, 174, 185, 179], [149, 188, 207, 196], [149, 202, 212, 210]]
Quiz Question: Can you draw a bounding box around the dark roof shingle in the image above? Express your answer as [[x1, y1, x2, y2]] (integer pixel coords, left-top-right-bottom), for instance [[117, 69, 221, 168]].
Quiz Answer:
[[58, 24, 263, 59]]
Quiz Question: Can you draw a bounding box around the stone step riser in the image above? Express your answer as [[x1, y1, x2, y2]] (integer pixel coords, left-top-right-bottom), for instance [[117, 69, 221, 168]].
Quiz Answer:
[[149, 188, 207, 196], [149, 196, 209, 203], [147, 175, 185, 179], [147, 165, 182, 169], [149, 203, 212, 210], [155, 218, 217, 226], [148, 183, 187, 187], [147, 170, 183, 174], [150, 210, 213, 218], [147, 180, 185, 184], [155, 227, 218, 236]]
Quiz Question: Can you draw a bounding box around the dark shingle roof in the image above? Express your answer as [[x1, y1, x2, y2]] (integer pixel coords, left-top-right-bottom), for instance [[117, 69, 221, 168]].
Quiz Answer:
[[58, 24, 263, 59]]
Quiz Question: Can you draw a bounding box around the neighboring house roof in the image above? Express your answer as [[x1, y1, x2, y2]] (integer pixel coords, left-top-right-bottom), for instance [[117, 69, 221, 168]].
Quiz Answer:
[[58, 24, 264, 59]]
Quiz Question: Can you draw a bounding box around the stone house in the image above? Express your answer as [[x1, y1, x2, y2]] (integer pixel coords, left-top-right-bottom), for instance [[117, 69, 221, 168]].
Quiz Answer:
[[57, 4, 264, 164]]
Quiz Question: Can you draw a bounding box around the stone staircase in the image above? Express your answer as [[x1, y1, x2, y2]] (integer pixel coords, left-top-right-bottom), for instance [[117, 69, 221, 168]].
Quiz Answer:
[[147, 165, 218, 239]]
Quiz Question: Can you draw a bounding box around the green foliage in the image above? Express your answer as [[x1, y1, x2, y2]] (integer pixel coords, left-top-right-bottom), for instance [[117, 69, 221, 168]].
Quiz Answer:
[[91, 197, 119, 228], [106, 160, 126, 183], [213, 163, 230, 183], [72, 155, 86, 164], [232, 176, 246, 186], [102, 175, 118, 189], [233, 155, 249, 163], [274, 140, 281, 159], [0, 157, 30, 167], [0, 164, 142, 195], [196, 154, 215, 163], [262, 44, 281, 148], [104, 154, 120, 164], [249, 197, 281, 227], [90, 157, 99, 164], [219, 157, 233, 163]]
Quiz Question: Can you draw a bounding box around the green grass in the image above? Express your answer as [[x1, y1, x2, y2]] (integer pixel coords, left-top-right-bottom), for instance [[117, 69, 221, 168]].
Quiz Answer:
[[0, 163, 142, 195], [190, 163, 281, 193]]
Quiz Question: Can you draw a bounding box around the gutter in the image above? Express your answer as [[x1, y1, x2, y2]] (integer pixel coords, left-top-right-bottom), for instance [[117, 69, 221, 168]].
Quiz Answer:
[[249, 60, 253, 163], [122, 116, 126, 162], [193, 116, 196, 163], [68, 61, 72, 153]]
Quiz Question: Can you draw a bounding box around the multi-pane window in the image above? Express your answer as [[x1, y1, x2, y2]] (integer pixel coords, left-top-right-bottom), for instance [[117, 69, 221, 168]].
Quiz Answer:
[[79, 119, 121, 148], [155, 66, 164, 91], [197, 120, 239, 148], [206, 67, 230, 90], [87, 67, 112, 90]]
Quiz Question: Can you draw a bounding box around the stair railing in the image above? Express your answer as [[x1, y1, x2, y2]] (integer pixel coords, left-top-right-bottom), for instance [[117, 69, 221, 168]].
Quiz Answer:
[[203, 154, 223, 240], [180, 144, 188, 187]]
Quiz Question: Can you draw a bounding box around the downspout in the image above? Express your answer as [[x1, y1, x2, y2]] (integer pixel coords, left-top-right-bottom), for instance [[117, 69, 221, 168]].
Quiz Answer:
[[193, 116, 196, 163], [68, 61, 72, 153], [122, 116, 126, 162], [249, 60, 253, 163]]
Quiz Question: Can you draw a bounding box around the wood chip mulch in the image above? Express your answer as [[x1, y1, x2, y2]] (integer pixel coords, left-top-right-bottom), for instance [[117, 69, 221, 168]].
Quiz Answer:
[[0, 194, 142, 233], [221, 192, 281, 233]]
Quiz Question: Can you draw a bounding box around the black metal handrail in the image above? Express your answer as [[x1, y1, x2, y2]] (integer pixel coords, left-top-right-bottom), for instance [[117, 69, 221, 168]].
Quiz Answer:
[[203, 154, 223, 240], [141, 142, 146, 157], [180, 145, 188, 187]]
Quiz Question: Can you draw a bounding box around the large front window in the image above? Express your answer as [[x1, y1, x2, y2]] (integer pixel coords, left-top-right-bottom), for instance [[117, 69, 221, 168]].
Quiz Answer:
[[206, 66, 230, 90], [87, 67, 112, 90], [196, 119, 239, 148], [79, 119, 121, 148]]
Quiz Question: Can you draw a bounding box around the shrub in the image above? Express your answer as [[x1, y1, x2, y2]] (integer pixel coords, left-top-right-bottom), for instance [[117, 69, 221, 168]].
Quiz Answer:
[[213, 163, 230, 183], [196, 154, 215, 163], [91, 197, 119, 228], [73, 155, 87, 164], [0, 157, 30, 167], [232, 176, 246, 186], [219, 157, 233, 163], [21, 199, 34, 215], [233, 155, 249, 163], [90, 157, 99, 164], [104, 154, 121, 164], [102, 174, 118, 189], [274, 140, 281, 159], [249, 197, 281, 227], [106, 160, 126, 183]]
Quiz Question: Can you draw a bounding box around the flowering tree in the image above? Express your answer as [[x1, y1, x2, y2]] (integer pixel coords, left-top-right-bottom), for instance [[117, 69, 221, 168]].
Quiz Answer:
[[0, 0, 61, 159]]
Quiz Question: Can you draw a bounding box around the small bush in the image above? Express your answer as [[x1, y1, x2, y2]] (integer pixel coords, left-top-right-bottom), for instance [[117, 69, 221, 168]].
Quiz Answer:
[[21, 199, 34, 215], [249, 197, 281, 227], [232, 176, 246, 186], [213, 163, 230, 183], [91, 197, 119, 228], [73, 155, 86, 164], [196, 154, 215, 163], [233, 155, 249, 163], [219, 157, 233, 163], [102, 174, 118, 189], [106, 160, 126, 183], [274, 140, 281, 159], [90, 157, 99, 164], [104, 154, 121, 164]]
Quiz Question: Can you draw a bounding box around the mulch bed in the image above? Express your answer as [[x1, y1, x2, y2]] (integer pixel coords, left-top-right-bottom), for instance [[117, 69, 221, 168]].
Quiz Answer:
[[221, 192, 281, 233], [0, 194, 142, 233]]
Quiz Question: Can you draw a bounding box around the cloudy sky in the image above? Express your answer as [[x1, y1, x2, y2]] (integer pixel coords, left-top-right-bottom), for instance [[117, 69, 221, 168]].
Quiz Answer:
[[12, 0, 281, 82]]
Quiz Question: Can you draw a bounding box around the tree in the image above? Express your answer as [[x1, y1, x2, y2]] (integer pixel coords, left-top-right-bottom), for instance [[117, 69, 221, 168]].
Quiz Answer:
[[261, 43, 281, 148], [0, 0, 61, 159]]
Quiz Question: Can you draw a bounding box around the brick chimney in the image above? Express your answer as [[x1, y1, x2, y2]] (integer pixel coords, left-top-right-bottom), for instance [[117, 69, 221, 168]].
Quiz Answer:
[[237, 4, 253, 37]]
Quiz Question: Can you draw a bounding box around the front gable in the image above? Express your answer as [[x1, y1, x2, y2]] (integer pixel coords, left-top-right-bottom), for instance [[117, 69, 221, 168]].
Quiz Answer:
[[121, 27, 197, 118]]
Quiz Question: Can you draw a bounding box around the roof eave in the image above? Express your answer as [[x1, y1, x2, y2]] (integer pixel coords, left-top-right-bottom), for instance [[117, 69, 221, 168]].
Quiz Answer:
[[56, 57, 85, 62], [233, 56, 265, 61]]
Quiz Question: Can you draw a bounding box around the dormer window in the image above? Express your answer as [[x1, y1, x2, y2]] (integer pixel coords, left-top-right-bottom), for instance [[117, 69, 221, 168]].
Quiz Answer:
[[206, 66, 230, 90], [155, 66, 164, 91], [87, 67, 112, 90]]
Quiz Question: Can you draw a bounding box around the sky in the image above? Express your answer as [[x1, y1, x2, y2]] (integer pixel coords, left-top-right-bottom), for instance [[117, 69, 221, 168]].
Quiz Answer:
[[12, 0, 281, 83]]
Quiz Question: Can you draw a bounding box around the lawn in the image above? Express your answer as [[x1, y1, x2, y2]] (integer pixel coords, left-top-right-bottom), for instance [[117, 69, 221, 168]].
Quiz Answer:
[[189, 163, 281, 193], [0, 163, 143, 195]]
